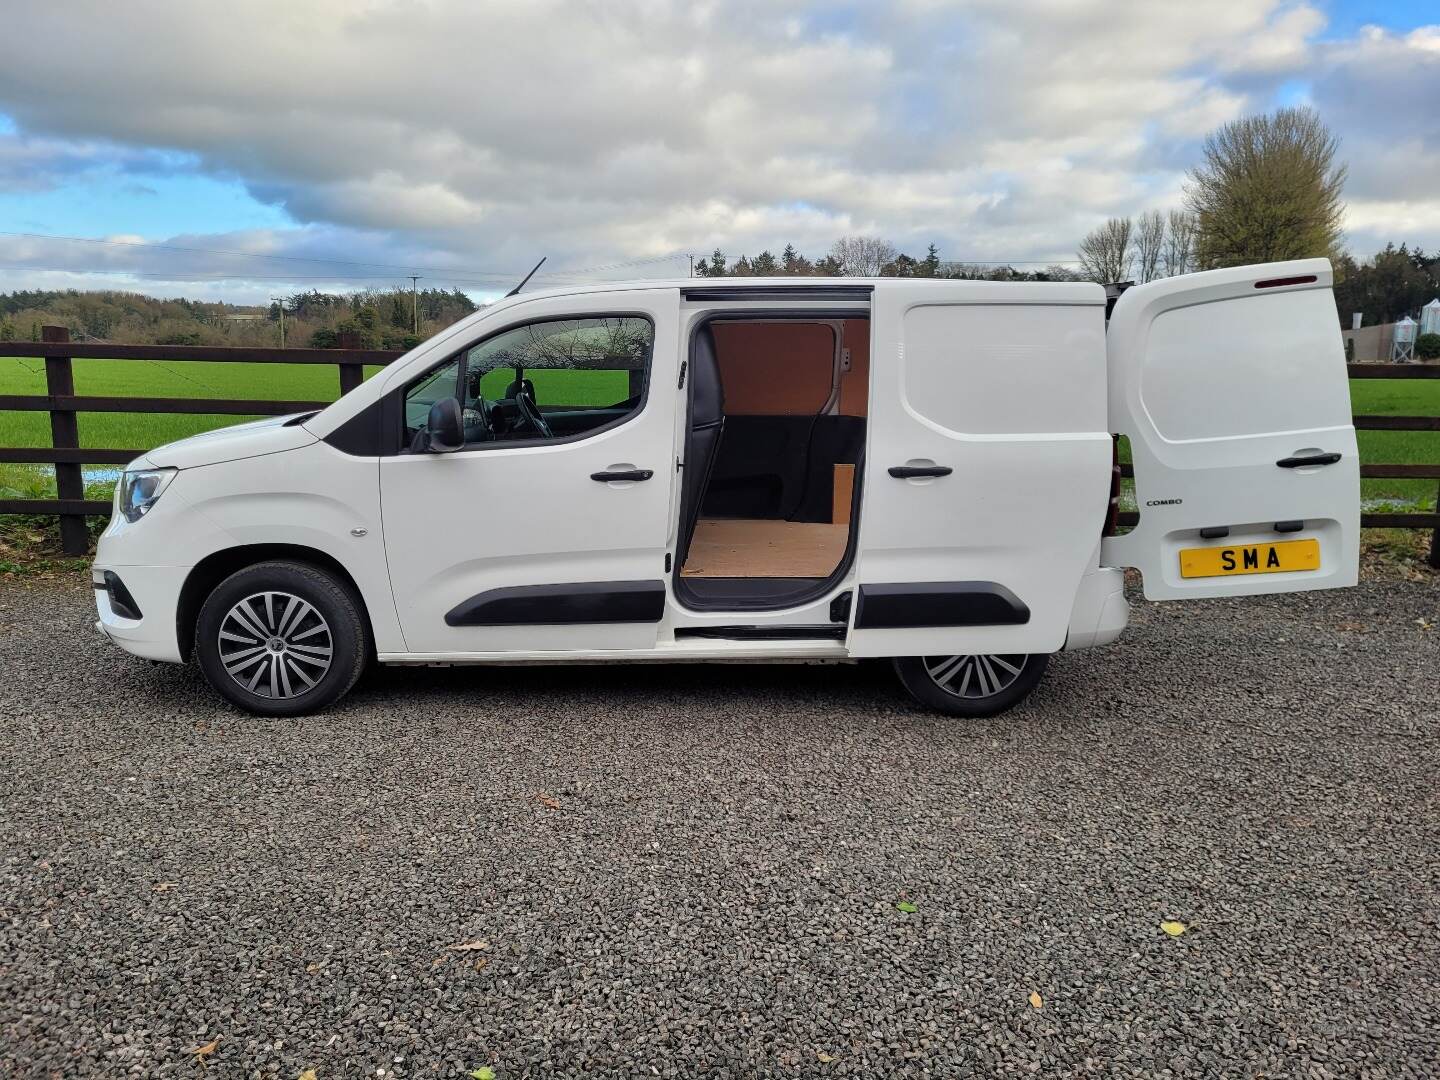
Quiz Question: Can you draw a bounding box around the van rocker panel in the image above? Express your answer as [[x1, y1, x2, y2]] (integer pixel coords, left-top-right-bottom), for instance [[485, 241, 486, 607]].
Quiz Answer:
[[444, 580, 667, 627], [853, 582, 1030, 629]]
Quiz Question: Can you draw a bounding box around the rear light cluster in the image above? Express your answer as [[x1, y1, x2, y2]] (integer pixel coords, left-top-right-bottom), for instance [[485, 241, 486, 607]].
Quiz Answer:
[[1103, 435, 1121, 537]]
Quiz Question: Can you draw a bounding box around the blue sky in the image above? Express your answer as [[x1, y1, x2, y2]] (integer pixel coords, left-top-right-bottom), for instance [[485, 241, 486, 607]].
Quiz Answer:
[[0, 0, 1437, 303]]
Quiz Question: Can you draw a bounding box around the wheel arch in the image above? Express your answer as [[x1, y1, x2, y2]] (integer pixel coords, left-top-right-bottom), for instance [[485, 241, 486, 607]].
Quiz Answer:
[[177, 544, 375, 661]]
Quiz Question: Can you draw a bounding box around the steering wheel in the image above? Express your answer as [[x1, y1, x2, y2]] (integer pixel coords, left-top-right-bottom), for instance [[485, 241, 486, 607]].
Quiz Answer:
[[461, 392, 493, 443], [509, 378, 553, 439]]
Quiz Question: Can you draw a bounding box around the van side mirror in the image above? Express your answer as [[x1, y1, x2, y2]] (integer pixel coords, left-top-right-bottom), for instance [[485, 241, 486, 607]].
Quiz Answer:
[[423, 397, 464, 453]]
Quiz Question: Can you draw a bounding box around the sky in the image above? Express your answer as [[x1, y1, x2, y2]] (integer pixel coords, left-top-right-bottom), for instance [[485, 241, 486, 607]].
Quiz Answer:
[[0, 0, 1436, 305]]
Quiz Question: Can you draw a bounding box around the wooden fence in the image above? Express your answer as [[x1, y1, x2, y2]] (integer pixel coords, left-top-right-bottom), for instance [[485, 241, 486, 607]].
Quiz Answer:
[[2, 326, 1438, 566]]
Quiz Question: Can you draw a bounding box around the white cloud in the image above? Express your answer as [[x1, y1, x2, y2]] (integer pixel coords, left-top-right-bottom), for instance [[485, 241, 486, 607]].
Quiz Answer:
[[0, 0, 1434, 301]]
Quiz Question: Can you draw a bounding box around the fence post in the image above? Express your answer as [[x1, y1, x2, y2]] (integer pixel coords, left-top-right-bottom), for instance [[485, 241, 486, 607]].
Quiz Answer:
[[41, 325, 88, 555], [336, 331, 363, 395], [1431, 481, 1440, 569]]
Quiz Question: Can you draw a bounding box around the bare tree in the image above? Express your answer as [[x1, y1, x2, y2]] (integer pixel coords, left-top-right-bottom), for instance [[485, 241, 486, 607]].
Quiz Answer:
[[1163, 209, 1197, 277], [1134, 210, 1166, 283], [829, 236, 898, 277], [1076, 217, 1134, 283], [1185, 105, 1347, 268]]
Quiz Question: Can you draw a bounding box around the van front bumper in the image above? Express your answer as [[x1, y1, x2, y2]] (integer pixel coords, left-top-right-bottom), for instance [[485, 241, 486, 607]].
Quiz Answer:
[[92, 564, 187, 663]]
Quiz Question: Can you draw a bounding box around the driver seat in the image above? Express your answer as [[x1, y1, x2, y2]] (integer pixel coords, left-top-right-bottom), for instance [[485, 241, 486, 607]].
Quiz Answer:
[[675, 325, 726, 571]]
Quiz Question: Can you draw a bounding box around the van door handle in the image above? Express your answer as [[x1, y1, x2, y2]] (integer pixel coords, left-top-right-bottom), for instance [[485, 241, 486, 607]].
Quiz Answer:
[[1276, 452, 1341, 468], [888, 465, 952, 479], [591, 468, 653, 482]]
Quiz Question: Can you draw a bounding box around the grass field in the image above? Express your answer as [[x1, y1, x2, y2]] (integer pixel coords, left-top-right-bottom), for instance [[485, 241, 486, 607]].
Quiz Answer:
[[0, 356, 1436, 511]]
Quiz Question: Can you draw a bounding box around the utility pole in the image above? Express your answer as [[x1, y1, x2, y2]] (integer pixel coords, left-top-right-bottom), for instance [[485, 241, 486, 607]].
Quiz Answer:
[[270, 297, 285, 348], [688, 253, 694, 277], [408, 275, 421, 334]]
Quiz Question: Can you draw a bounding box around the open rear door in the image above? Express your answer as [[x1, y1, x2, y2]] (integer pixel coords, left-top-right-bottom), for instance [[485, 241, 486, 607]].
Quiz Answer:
[[1101, 259, 1359, 600]]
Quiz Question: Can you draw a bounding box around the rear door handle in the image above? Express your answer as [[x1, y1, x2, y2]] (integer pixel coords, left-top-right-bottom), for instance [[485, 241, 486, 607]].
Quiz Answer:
[[1276, 452, 1341, 468], [591, 468, 653, 482], [888, 465, 952, 479]]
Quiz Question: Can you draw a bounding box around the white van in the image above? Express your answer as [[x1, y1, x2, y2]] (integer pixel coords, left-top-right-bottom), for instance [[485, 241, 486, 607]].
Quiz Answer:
[[92, 259, 1359, 718]]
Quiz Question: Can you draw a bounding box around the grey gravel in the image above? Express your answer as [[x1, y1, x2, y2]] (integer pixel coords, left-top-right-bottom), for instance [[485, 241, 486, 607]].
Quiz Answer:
[[1, 574, 1437, 1079]]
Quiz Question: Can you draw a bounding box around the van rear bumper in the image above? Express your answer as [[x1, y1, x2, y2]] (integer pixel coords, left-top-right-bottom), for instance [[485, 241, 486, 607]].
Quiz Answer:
[[1064, 566, 1128, 651], [92, 564, 187, 663]]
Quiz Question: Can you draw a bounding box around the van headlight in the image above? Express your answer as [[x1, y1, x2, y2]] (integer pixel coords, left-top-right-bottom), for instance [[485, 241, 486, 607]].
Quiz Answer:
[[117, 468, 177, 523]]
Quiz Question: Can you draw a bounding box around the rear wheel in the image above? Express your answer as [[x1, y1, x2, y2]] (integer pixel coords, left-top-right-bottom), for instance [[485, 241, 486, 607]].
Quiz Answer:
[[892, 652, 1049, 718], [195, 561, 369, 716]]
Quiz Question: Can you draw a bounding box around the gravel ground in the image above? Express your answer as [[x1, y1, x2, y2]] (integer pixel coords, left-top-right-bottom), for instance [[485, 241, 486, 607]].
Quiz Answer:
[[1, 575, 1438, 1079]]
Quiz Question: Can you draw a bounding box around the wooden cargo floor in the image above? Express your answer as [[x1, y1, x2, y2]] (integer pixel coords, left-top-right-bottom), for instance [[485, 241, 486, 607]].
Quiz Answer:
[[680, 518, 850, 578]]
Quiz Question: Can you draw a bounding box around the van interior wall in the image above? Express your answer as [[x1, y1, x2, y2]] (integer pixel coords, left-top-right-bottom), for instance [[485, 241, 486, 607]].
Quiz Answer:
[[702, 319, 868, 522], [683, 318, 869, 580]]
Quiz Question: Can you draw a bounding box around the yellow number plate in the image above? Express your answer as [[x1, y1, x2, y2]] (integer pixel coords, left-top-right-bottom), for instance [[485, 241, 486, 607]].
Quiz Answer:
[[1179, 538, 1320, 579]]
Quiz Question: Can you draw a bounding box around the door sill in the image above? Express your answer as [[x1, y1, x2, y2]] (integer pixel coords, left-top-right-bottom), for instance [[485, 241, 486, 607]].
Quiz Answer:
[[379, 637, 850, 664]]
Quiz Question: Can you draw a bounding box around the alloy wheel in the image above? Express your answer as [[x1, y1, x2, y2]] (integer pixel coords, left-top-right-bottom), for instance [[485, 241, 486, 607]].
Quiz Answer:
[[922, 653, 1028, 699], [217, 591, 333, 699]]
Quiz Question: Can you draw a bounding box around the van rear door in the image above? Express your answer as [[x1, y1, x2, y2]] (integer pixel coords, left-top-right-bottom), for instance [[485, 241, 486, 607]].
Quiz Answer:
[[1101, 259, 1359, 600]]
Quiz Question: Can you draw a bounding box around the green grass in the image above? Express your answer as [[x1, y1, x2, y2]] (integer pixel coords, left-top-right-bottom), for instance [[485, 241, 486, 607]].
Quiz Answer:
[[0, 357, 634, 501], [1112, 378, 1439, 512], [1349, 379, 1440, 506], [0, 357, 386, 451]]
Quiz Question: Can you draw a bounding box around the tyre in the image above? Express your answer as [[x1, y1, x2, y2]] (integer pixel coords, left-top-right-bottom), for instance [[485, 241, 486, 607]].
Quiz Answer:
[[892, 652, 1049, 718], [194, 560, 369, 716]]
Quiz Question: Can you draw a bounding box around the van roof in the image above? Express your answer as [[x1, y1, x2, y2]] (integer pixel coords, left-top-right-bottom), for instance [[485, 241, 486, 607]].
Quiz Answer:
[[492, 275, 1101, 310]]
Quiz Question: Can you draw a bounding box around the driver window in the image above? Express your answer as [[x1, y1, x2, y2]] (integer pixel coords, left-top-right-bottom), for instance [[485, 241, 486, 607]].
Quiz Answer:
[[424, 315, 652, 447]]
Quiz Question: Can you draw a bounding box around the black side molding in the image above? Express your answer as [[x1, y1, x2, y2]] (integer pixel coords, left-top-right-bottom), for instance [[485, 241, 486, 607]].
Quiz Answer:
[[854, 582, 1030, 629], [674, 625, 847, 641], [445, 580, 665, 627]]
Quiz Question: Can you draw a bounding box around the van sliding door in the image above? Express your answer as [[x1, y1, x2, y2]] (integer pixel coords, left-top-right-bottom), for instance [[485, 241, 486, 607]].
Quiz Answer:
[[846, 281, 1113, 657]]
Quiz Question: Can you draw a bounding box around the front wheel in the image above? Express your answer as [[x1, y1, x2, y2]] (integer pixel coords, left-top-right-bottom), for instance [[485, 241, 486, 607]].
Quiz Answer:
[[892, 652, 1049, 718], [195, 560, 369, 716]]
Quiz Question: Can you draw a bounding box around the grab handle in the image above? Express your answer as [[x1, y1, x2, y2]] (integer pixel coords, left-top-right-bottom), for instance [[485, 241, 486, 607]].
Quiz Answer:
[[888, 465, 952, 479], [1276, 452, 1341, 469]]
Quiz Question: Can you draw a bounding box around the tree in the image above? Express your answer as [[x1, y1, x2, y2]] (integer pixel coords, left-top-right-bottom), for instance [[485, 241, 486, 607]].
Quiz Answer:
[[750, 250, 779, 276], [781, 244, 813, 275], [829, 236, 898, 277], [920, 243, 941, 277], [1077, 217, 1134, 282], [1185, 106, 1346, 269], [1163, 210, 1197, 277], [889, 253, 919, 276], [1134, 210, 1166, 283]]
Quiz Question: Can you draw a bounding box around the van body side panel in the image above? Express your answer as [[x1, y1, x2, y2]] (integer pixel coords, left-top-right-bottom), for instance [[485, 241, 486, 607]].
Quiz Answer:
[[848, 281, 1112, 657]]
